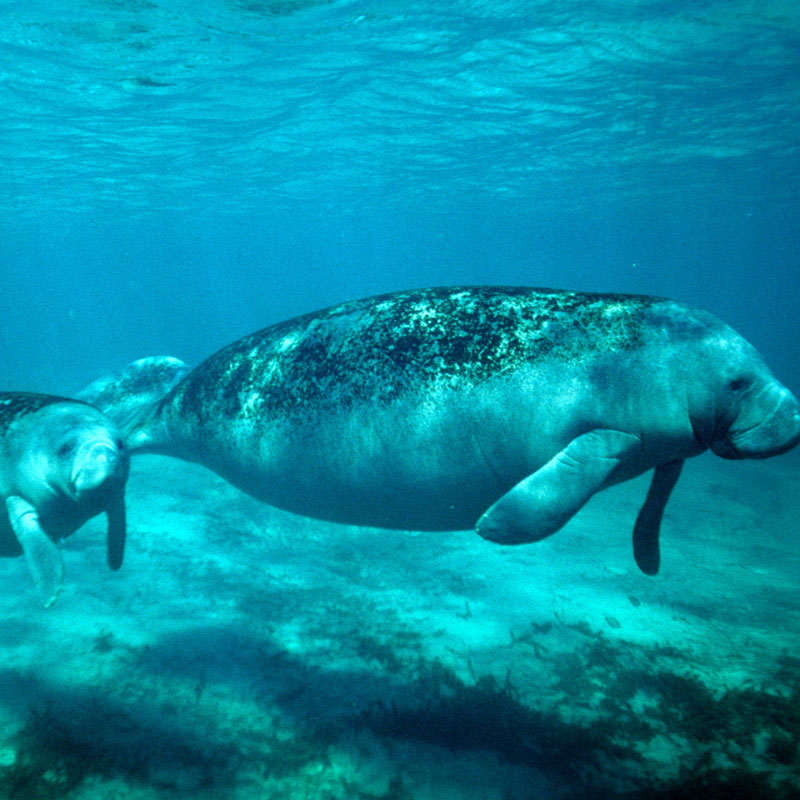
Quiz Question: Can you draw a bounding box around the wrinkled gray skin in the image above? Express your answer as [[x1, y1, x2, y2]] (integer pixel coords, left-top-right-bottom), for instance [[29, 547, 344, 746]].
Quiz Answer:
[[0, 394, 129, 605], [78, 287, 800, 574]]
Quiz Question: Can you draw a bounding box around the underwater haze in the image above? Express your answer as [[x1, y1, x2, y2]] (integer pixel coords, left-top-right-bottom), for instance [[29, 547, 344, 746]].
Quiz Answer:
[[1, 1, 799, 799]]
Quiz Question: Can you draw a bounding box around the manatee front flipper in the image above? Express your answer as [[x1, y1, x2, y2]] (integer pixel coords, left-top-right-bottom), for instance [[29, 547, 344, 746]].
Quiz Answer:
[[476, 430, 642, 545], [5, 496, 64, 607], [632, 459, 683, 576], [105, 490, 126, 571]]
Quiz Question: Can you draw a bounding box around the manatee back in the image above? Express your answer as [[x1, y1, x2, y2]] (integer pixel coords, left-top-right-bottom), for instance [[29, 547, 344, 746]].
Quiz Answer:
[[161, 286, 667, 428], [0, 393, 74, 435]]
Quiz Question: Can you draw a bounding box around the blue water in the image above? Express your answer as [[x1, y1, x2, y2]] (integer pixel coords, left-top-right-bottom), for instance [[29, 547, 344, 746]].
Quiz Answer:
[[1, 0, 798, 394], [1, 2, 799, 798]]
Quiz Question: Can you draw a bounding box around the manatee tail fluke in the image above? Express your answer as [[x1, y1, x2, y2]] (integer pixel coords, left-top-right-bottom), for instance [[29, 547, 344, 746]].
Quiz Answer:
[[76, 356, 189, 449]]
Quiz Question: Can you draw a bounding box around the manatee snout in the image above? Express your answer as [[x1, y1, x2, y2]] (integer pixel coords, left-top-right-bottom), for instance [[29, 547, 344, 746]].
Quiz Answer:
[[71, 437, 128, 495], [714, 386, 800, 459]]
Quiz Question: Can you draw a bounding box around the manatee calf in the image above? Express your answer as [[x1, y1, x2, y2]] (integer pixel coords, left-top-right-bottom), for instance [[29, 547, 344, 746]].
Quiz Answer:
[[79, 287, 800, 574], [0, 394, 129, 605]]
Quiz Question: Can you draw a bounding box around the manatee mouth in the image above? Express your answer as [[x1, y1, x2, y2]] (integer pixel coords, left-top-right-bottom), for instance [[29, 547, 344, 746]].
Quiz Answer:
[[714, 396, 800, 460], [710, 415, 762, 459], [710, 436, 744, 459]]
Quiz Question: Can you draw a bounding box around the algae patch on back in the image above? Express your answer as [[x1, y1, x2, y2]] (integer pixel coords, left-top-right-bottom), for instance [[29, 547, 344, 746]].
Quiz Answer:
[[165, 286, 660, 423]]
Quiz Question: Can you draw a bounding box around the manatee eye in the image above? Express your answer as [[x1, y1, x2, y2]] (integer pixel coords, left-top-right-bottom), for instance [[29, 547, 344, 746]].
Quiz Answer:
[[57, 441, 76, 457], [727, 377, 752, 394]]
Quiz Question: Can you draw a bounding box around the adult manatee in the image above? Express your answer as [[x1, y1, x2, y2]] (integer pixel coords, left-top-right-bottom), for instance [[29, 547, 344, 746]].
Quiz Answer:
[[78, 287, 800, 574]]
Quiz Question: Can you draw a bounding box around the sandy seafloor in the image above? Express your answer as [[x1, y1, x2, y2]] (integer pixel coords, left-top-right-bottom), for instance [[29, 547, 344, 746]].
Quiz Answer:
[[0, 449, 798, 800]]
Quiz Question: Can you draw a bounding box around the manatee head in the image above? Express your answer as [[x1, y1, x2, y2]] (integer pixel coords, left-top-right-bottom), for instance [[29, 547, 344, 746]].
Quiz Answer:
[[711, 371, 800, 460], [682, 315, 800, 460], [19, 405, 128, 502], [10, 402, 130, 568]]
